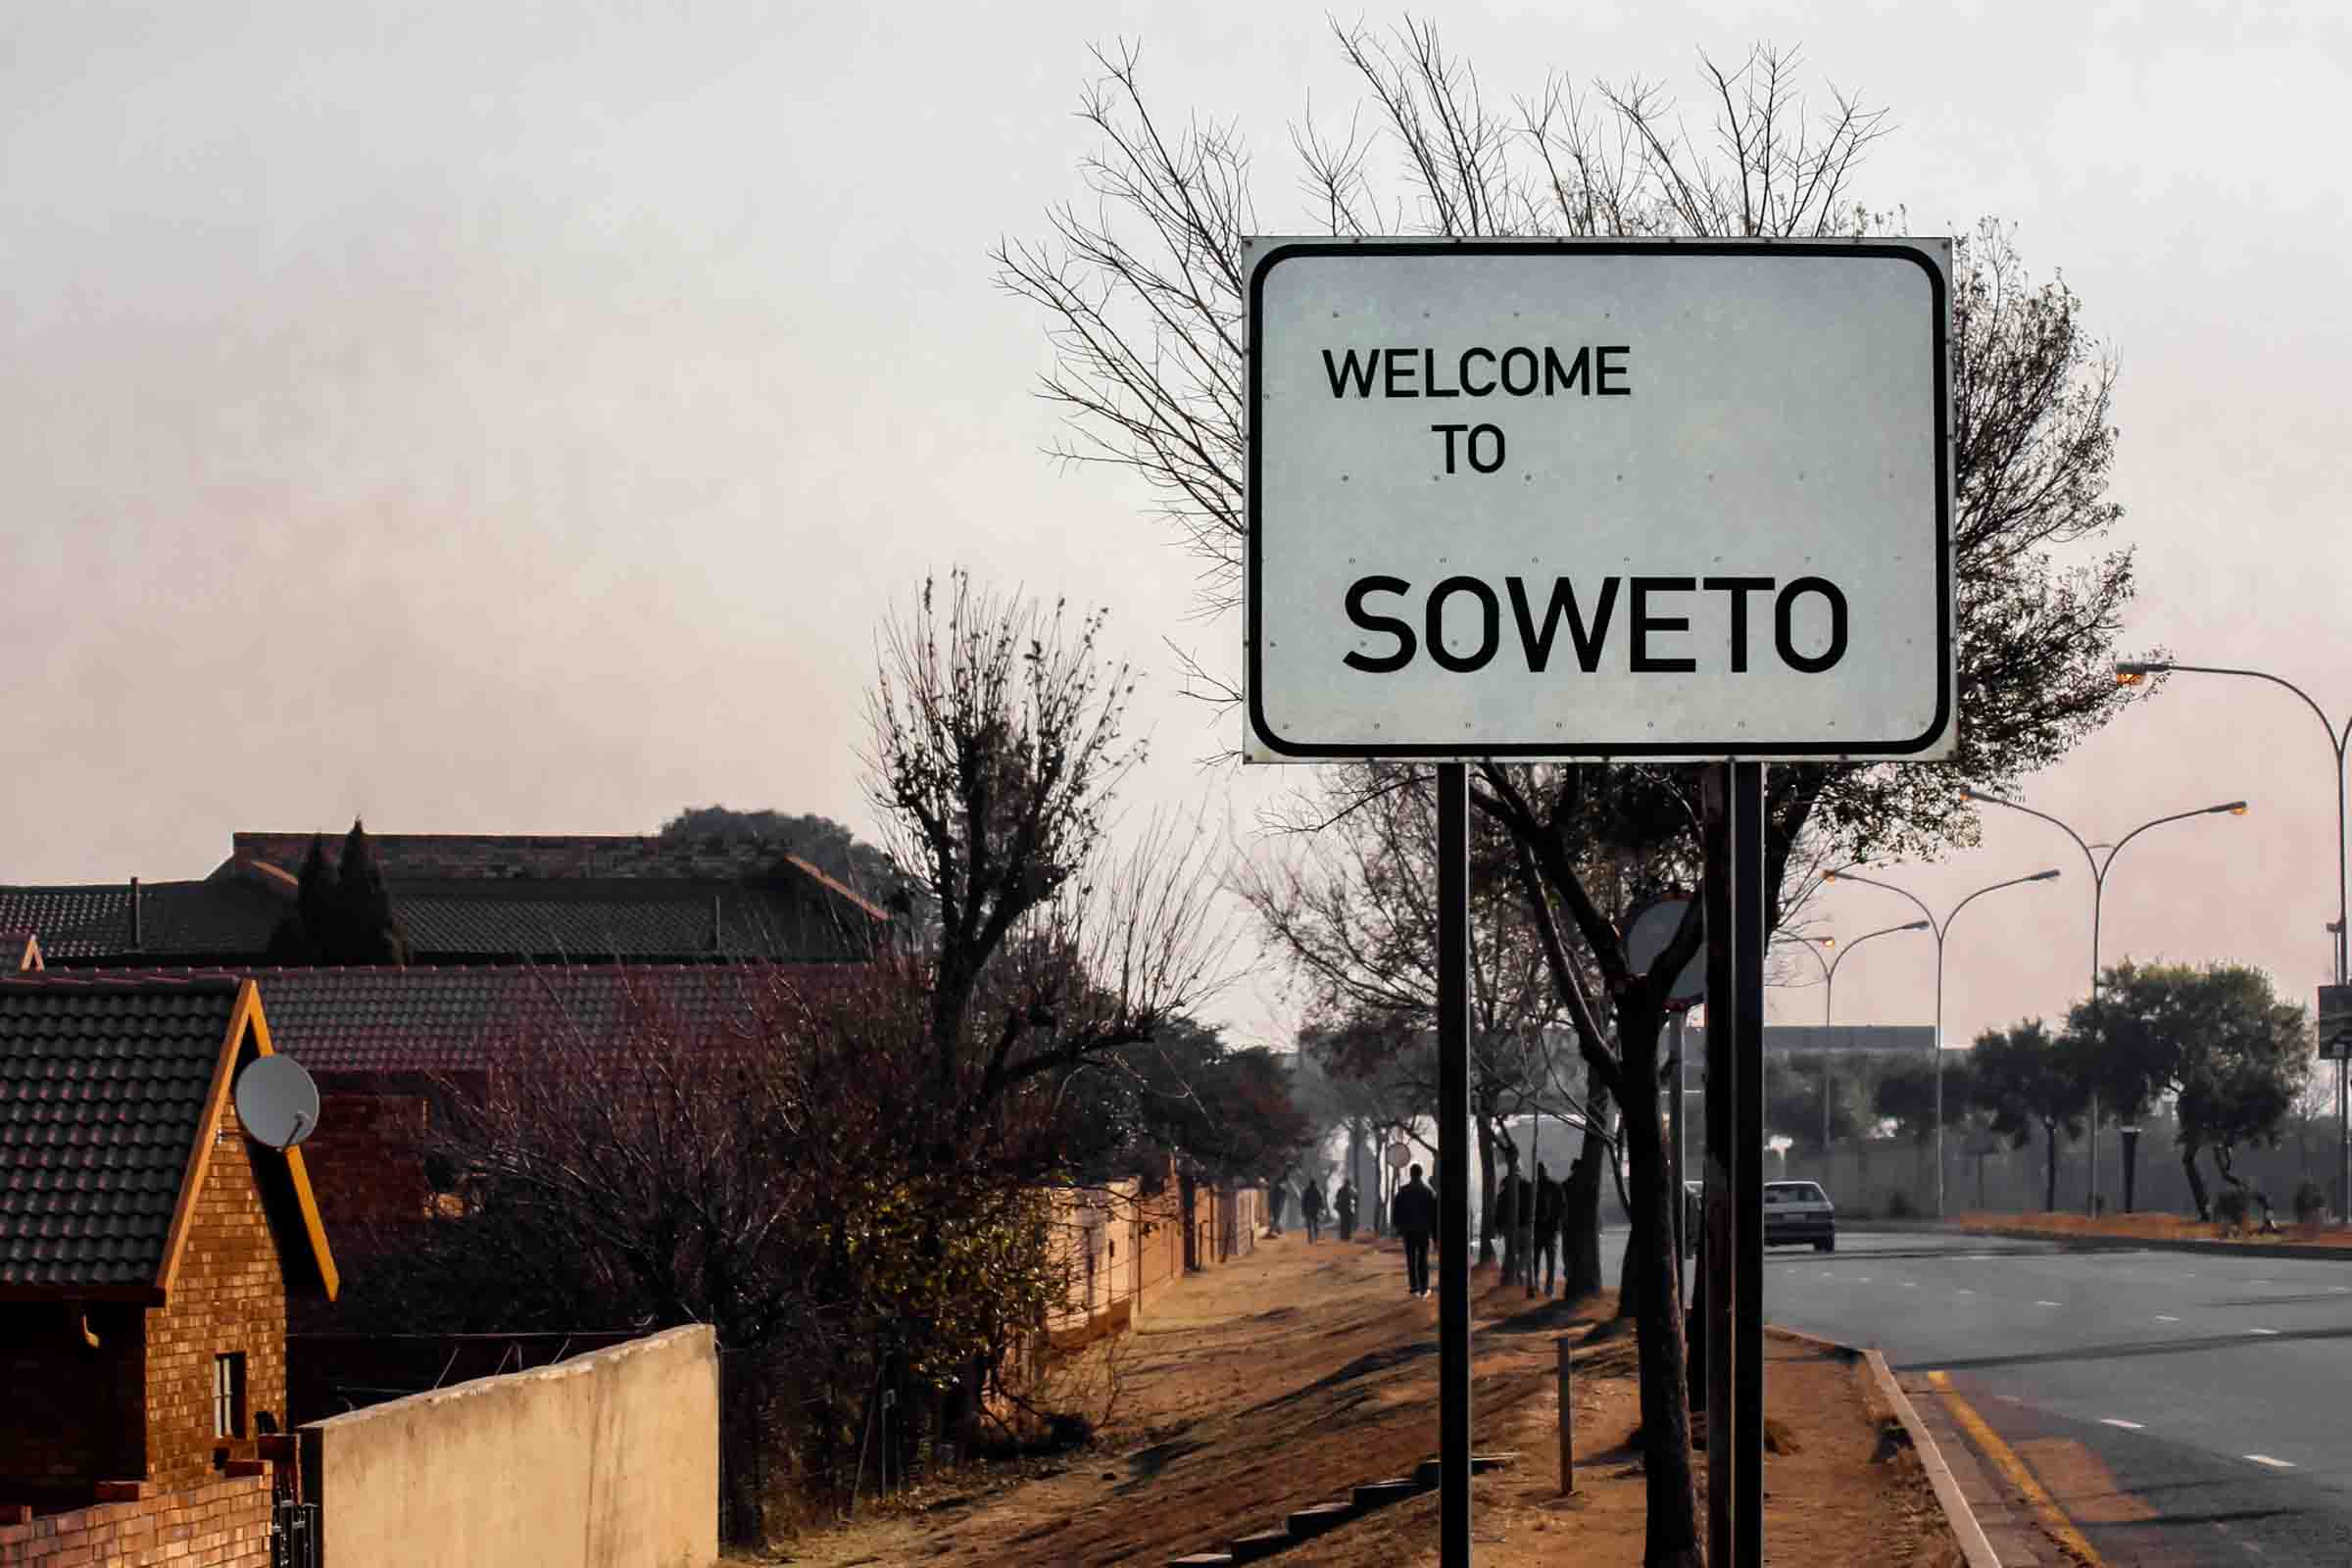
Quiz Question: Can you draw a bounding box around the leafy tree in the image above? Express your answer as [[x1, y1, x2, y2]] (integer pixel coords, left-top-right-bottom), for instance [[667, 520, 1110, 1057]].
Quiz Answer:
[[1008, 26, 2143, 1561], [1972, 1020, 2090, 1211], [2070, 961, 2307, 1220], [1873, 1054, 1978, 1144], [266, 821, 411, 964]]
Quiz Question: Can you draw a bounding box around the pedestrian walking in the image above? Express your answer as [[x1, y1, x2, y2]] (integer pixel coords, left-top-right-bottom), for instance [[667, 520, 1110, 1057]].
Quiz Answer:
[[1391, 1163, 1438, 1298], [1533, 1161, 1565, 1297], [1301, 1180, 1326, 1242], [1494, 1162, 1531, 1284], [1268, 1182, 1288, 1236], [1335, 1180, 1358, 1242]]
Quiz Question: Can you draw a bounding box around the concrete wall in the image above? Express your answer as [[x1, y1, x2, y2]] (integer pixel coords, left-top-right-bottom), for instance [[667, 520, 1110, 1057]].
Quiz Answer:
[[299, 1325, 716, 1568]]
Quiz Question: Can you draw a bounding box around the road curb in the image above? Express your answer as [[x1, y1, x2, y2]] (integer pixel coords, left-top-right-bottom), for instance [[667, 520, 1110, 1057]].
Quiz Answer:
[[1862, 1348, 2001, 1568], [1765, 1322, 1998, 1568]]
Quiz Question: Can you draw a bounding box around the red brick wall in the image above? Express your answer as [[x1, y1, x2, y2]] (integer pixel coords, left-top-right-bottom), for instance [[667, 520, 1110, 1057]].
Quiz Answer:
[[0, 1303, 146, 1501], [142, 1102, 289, 1494], [299, 1094, 429, 1227], [0, 1474, 270, 1567]]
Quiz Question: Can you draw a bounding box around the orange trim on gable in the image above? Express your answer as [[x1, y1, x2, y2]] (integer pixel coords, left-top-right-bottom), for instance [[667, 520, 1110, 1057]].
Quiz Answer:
[[151, 982, 246, 1298], [244, 996, 340, 1301]]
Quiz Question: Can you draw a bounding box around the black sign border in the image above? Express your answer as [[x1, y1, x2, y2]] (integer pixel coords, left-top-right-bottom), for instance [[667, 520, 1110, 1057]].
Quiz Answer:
[[1244, 238, 1954, 760]]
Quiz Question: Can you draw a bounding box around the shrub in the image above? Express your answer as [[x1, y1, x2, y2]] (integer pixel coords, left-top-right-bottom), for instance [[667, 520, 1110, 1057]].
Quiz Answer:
[[2293, 1179, 2328, 1226], [2214, 1187, 2250, 1231]]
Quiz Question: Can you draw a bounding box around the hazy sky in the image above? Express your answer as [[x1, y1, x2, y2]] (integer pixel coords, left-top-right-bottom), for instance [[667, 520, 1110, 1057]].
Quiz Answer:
[[6, 2, 2350, 1059]]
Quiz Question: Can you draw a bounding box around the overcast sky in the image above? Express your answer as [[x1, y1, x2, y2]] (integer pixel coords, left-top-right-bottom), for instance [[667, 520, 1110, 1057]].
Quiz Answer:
[[6, 2, 2349, 1064]]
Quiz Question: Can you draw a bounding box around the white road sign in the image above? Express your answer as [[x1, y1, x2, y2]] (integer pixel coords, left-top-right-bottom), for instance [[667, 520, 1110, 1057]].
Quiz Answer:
[[1244, 238, 1954, 761]]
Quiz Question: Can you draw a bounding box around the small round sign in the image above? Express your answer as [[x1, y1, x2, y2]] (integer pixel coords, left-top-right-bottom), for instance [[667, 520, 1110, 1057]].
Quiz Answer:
[[1385, 1143, 1413, 1169], [1625, 896, 1704, 1008]]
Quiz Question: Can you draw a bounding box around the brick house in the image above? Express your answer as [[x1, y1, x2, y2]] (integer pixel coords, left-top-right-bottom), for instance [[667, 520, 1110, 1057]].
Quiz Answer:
[[0, 975, 338, 1513]]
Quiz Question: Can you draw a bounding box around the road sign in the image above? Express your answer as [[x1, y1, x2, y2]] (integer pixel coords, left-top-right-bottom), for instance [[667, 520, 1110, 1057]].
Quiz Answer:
[[1386, 1142, 1413, 1169], [1626, 896, 1704, 1008], [2321, 985, 2352, 1060], [1243, 237, 1954, 763]]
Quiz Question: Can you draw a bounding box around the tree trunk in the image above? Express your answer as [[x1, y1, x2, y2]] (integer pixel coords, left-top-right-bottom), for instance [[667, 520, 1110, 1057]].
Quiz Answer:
[[1476, 1113, 1498, 1266], [2181, 1144, 2210, 1223], [1178, 1168, 1200, 1270], [1560, 1120, 1606, 1298], [1614, 1011, 1702, 1567], [2042, 1121, 2060, 1211]]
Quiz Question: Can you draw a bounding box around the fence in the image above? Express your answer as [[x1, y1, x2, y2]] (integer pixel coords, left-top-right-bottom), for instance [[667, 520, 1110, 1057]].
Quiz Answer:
[[1775, 1117, 2341, 1220]]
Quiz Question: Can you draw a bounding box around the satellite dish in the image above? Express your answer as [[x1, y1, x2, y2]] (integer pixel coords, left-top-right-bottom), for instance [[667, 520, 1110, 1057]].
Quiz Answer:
[[1385, 1143, 1413, 1170], [234, 1054, 320, 1151], [1626, 896, 1704, 1009]]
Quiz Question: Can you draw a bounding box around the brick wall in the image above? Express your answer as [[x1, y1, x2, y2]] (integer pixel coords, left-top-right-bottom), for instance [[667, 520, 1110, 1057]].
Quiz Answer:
[[143, 1102, 289, 1493], [0, 1474, 270, 1567], [299, 1094, 429, 1227], [0, 1303, 147, 1502]]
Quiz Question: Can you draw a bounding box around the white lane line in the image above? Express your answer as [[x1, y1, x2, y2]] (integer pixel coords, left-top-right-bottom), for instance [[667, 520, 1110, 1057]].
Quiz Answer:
[[2101, 1418, 2144, 1430], [2155, 1314, 2180, 1323], [2249, 1328, 2281, 1336], [1902, 1281, 1919, 1289], [2244, 1454, 2295, 1469], [2035, 1299, 2063, 1307], [1956, 1288, 1975, 1296], [1857, 1276, 1874, 1283], [1820, 1271, 1836, 1278], [2250, 1279, 2272, 1286], [2331, 1286, 2350, 1294]]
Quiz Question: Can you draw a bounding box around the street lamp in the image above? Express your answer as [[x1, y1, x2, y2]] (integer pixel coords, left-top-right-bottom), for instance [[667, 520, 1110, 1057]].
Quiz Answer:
[[2119, 657, 2351, 1220], [1962, 783, 2248, 1214], [1824, 868, 2063, 1217], [1778, 923, 1931, 1153]]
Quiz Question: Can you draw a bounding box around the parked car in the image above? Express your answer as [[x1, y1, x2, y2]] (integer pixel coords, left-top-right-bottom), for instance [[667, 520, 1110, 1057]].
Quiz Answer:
[[1762, 1180, 1836, 1251]]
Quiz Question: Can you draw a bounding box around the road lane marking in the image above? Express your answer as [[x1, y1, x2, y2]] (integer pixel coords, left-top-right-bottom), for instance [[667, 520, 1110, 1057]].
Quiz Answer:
[[1857, 1276, 1873, 1283], [2244, 1454, 2294, 1469], [2035, 1299, 2063, 1307], [1956, 1288, 1975, 1296], [2331, 1286, 2349, 1294], [2154, 1315, 2180, 1322], [2100, 1418, 2143, 1430], [1927, 1370, 2107, 1566], [1902, 1281, 1919, 1289], [2248, 1328, 2280, 1336], [2250, 1279, 2271, 1286]]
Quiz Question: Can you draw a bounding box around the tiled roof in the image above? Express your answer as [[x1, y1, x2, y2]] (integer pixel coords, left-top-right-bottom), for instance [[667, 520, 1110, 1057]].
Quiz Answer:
[[0, 978, 241, 1291], [44, 964, 850, 1077], [386, 879, 878, 960], [0, 881, 283, 961]]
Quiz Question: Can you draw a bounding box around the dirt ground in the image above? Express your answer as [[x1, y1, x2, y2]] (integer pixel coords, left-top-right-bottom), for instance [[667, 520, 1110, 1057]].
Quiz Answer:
[[762, 1233, 1959, 1567], [1955, 1208, 2352, 1250]]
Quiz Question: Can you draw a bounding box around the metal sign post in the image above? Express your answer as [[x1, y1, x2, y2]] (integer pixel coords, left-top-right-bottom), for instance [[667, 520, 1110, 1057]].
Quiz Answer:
[[1437, 763, 1472, 1567], [1701, 769, 1737, 1567]]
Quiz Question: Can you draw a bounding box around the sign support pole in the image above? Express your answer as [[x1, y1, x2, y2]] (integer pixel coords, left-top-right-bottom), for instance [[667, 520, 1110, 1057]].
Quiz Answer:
[[1437, 761, 1472, 1568], [1700, 766, 1736, 1568], [1733, 761, 1768, 1565]]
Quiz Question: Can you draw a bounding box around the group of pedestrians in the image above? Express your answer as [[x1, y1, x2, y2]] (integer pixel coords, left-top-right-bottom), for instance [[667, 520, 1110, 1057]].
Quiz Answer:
[[1276, 1159, 1572, 1303]]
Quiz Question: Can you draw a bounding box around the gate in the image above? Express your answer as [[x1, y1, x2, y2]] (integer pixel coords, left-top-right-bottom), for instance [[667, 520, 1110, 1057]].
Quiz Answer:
[[271, 1498, 319, 1568]]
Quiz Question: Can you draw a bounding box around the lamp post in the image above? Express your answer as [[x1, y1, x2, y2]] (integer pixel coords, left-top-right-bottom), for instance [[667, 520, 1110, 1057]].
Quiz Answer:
[[2119, 659, 2350, 1221], [1778, 924, 1931, 1154], [1961, 784, 2248, 1215], [1824, 869, 2064, 1217]]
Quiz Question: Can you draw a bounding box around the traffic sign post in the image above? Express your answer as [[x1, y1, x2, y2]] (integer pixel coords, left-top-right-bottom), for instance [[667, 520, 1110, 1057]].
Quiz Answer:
[[2320, 985, 2352, 1062], [1244, 236, 1953, 1568]]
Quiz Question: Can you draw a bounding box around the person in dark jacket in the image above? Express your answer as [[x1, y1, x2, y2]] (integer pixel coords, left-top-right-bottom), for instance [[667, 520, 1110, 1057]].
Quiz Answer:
[[1494, 1163, 1532, 1284], [1300, 1180, 1326, 1243], [1335, 1180, 1359, 1242], [1391, 1163, 1438, 1298], [1533, 1161, 1566, 1297], [1268, 1182, 1288, 1235]]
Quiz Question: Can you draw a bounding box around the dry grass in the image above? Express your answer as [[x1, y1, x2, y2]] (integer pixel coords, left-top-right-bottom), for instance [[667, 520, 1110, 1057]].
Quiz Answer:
[[1955, 1209, 2352, 1250]]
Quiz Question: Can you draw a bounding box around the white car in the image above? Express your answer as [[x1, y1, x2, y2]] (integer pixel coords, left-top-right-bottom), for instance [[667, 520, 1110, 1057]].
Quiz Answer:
[[1761, 1180, 1836, 1252]]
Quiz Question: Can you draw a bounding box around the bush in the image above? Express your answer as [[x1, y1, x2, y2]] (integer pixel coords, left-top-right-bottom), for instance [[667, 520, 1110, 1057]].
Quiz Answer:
[[2214, 1187, 2250, 1230], [1885, 1191, 1919, 1220], [2293, 1179, 2328, 1226]]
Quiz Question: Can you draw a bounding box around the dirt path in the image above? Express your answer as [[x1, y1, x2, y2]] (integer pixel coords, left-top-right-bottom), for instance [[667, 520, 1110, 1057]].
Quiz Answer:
[[768, 1233, 1958, 1566]]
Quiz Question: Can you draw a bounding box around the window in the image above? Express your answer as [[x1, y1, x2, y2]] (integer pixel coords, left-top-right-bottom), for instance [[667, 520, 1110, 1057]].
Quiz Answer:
[[213, 1353, 246, 1440]]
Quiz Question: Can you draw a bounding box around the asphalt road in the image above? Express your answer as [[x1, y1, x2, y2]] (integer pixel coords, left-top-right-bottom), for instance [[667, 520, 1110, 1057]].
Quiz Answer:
[[1744, 1228, 2352, 1564]]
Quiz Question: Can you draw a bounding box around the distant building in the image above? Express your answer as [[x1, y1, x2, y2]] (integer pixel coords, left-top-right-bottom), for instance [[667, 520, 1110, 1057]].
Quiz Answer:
[[0, 975, 337, 1513]]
